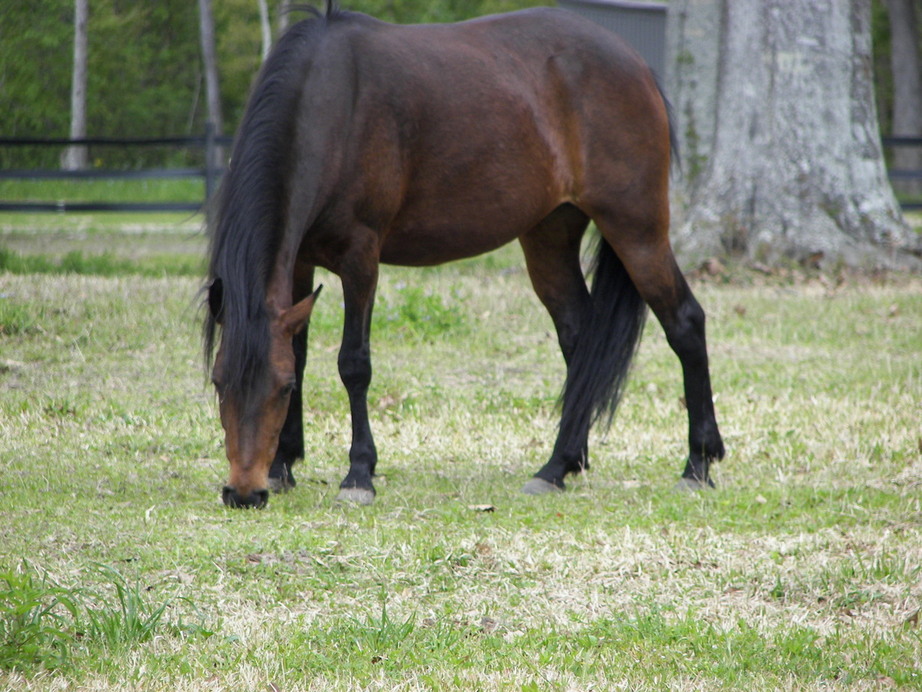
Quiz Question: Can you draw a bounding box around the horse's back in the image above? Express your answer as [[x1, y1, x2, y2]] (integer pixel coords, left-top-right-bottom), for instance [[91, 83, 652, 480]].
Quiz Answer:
[[344, 7, 669, 179], [337, 7, 657, 109]]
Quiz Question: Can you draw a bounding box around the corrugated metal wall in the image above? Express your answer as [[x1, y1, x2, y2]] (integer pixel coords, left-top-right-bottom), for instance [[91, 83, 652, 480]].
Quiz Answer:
[[557, 0, 667, 78]]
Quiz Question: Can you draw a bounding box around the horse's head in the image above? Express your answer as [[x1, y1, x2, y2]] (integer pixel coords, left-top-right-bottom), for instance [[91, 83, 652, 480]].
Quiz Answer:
[[207, 280, 322, 508]]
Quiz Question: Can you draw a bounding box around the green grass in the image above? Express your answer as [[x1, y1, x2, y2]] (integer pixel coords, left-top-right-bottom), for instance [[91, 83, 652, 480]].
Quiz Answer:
[[0, 248, 203, 278], [0, 179, 204, 205], [0, 218, 920, 689]]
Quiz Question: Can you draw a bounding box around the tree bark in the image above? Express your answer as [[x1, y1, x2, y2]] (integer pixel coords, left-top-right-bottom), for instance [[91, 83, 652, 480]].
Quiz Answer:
[[198, 0, 223, 169], [62, 0, 89, 171], [667, 0, 921, 270], [885, 0, 922, 197]]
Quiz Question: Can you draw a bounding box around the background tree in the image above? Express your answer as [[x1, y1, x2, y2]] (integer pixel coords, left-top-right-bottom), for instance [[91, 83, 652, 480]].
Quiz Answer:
[[884, 0, 922, 197], [277, 1, 291, 36], [62, 0, 88, 170], [257, 0, 272, 60], [198, 0, 223, 159], [666, 0, 921, 270]]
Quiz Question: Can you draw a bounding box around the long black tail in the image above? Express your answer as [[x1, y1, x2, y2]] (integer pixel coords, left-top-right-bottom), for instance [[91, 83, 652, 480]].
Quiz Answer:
[[558, 237, 646, 445]]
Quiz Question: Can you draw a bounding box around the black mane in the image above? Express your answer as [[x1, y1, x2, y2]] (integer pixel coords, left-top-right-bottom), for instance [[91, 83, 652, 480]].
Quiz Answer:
[[203, 4, 341, 406]]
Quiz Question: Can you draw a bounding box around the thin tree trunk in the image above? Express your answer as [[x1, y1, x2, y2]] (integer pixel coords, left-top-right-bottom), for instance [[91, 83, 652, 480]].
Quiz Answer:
[[277, 1, 291, 36], [258, 0, 272, 61], [885, 0, 922, 197], [62, 0, 89, 171], [198, 0, 223, 169]]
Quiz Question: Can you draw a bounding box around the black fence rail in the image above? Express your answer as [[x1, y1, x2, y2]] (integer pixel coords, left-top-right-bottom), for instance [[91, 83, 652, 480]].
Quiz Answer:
[[0, 125, 232, 213], [0, 132, 920, 213]]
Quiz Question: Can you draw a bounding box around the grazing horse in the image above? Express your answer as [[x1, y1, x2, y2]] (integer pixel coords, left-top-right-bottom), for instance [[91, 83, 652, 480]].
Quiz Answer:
[[203, 3, 725, 508]]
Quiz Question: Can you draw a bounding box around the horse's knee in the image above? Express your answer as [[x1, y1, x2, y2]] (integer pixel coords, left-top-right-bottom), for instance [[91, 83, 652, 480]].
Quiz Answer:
[[338, 349, 371, 390]]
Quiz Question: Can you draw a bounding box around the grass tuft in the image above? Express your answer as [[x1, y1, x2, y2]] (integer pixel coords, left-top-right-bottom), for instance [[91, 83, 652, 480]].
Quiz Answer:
[[0, 564, 80, 672], [0, 562, 209, 675], [0, 296, 37, 335], [374, 283, 468, 340]]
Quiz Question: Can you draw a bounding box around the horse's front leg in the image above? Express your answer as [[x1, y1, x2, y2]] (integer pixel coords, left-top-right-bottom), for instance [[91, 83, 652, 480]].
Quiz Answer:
[[335, 250, 379, 505], [269, 266, 315, 493], [268, 328, 307, 492]]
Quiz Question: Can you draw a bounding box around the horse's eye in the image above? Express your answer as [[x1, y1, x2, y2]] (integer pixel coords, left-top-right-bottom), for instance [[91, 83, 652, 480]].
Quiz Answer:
[[212, 378, 226, 404], [280, 381, 296, 398]]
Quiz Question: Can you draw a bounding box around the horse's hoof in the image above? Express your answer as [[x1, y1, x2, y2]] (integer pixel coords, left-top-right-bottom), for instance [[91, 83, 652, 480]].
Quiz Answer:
[[521, 478, 564, 495], [336, 487, 376, 505], [268, 463, 296, 493], [674, 476, 715, 492]]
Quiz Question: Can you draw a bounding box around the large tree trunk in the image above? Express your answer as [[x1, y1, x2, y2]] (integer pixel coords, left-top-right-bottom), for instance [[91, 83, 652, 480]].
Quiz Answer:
[[62, 0, 89, 171], [886, 0, 922, 198], [666, 0, 921, 271]]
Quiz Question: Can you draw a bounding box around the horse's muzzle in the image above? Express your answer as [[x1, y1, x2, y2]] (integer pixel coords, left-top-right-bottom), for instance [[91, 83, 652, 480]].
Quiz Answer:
[[222, 486, 269, 509]]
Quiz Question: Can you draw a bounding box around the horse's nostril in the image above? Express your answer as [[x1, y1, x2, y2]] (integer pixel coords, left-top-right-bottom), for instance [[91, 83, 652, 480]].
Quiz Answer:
[[222, 485, 269, 509]]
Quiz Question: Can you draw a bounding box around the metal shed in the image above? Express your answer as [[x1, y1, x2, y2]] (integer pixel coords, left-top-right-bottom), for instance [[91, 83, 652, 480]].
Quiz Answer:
[[557, 0, 668, 78]]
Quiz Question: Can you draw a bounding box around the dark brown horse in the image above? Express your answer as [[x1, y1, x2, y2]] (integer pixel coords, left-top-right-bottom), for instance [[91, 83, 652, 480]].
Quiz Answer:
[[203, 3, 724, 508]]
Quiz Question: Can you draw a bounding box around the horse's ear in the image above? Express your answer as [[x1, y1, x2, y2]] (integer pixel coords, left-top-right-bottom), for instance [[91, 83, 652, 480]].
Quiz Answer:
[[208, 278, 224, 323], [282, 284, 323, 335]]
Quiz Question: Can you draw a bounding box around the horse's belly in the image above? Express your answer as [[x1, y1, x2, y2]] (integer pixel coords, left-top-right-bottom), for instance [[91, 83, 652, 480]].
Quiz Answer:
[[379, 222, 522, 266], [379, 181, 560, 266]]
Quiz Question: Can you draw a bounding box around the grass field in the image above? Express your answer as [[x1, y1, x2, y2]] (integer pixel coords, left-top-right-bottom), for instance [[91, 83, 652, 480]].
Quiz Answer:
[[0, 179, 205, 206], [1, 214, 920, 690]]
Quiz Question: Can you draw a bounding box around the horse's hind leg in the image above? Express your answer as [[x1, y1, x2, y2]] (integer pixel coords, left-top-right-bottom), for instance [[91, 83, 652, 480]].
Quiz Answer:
[[600, 219, 725, 488], [334, 234, 380, 505], [518, 204, 592, 493]]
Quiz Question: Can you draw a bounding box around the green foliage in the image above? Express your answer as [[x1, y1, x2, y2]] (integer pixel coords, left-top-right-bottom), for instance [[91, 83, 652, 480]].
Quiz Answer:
[[345, 0, 549, 24], [0, 0, 549, 170], [0, 0, 73, 165], [88, 0, 203, 154]]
